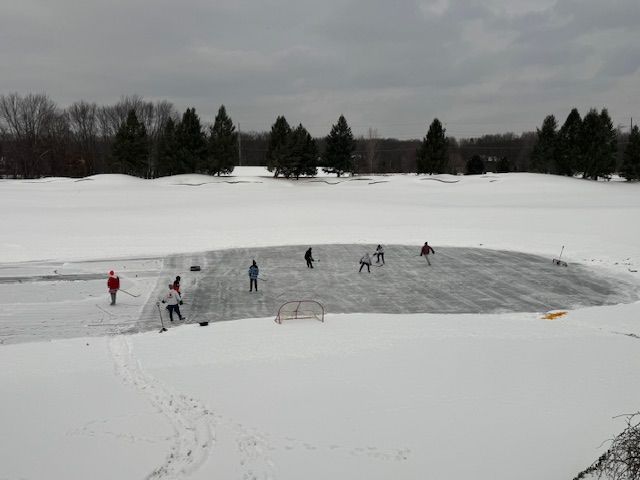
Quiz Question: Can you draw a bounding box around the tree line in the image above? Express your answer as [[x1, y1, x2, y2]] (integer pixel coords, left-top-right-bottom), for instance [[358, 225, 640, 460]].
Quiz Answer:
[[530, 108, 639, 181], [1, 92, 638, 180]]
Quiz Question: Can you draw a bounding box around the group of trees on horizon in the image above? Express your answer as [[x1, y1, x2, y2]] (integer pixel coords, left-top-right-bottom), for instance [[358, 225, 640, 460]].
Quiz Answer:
[[530, 108, 640, 181], [0, 92, 638, 181]]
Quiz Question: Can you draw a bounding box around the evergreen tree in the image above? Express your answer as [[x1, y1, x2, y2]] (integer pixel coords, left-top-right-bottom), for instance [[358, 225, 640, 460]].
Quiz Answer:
[[580, 108, 617, 180], [175, 108, 206, 173], [111, 109, 148, 176], [530, 115, 558, 173], [322, 115, 355, 177], [416, 118, 448, 174], [282, 124, 318, 179], [495, 157, 511, 173], [207, 105, 237, 176], [156, 117, 179, 177], [621, 125, 640, 181], [466, 154, 485, 175], [556, 108, 582, 176], [266, 116, 291, 177]]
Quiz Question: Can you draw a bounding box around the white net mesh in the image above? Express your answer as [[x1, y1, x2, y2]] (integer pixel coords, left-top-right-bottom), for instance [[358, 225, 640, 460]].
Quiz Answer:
[[275, 300, 325, 323]]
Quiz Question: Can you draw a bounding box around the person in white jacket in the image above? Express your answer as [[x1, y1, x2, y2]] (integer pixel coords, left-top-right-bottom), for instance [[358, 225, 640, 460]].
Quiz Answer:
[[359, 252, 373, 273], [161, 284, 185, 321], [374, 244, 385, 264]]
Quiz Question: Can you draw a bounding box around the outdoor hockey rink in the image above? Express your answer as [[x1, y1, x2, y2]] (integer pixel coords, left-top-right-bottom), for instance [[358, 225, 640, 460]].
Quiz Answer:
[[1, 244, 637, 344]]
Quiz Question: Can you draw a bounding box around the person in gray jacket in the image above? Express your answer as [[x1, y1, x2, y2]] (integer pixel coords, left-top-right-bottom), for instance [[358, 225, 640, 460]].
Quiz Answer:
[[359, 252, 372, 273]]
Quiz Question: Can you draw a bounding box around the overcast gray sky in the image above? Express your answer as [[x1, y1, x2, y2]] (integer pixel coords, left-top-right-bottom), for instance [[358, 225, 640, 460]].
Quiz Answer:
[[2, 0, 638, 138]]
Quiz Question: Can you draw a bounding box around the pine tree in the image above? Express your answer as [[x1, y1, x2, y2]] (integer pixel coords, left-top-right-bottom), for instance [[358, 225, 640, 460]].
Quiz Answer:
[[580, 108, 617, 180], [266, 116, 291, 177], [282, 124, 318, 179], [323, 115, 355, 177], [111, 109, 149, 176], [530, 115, 558, 173], [175, 108, 206, 173], [156, 117, 179, 177], [207, 105, 237, 176], [495, 157, 511, 173], [416, 118, 448, 174], [621, 125, 640, 181], [466, 154, 485, 175], [556, 108, 582, 176]]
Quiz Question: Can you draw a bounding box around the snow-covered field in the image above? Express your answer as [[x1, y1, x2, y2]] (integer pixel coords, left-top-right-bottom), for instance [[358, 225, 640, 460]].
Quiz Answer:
[[1, 169, 639, 479]]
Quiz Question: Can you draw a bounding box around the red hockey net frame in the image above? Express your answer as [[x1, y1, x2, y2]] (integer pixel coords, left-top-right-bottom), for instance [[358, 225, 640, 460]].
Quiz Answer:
[[275, 300, 325, 324]]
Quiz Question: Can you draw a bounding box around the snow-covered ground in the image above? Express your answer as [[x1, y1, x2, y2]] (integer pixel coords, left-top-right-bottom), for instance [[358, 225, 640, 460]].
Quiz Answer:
[[1, 169, 639, 479]]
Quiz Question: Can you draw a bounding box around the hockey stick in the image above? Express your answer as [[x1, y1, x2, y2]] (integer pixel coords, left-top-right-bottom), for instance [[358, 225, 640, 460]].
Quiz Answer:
[[95, 304, 116, 316], [119, 288, 140, 298], [157, 302, 167, 332], [258, 276, 268, 282]]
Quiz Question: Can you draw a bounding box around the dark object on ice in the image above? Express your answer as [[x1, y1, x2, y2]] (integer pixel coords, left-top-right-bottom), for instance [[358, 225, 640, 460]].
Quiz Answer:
[[190, 265, 201, 271], [553, 246, 568, 267], [198, 321, 209, 326]]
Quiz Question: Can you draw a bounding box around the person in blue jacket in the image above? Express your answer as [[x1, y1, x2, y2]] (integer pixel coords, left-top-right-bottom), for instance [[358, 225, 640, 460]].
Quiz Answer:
[[249, 260, 259, 292]]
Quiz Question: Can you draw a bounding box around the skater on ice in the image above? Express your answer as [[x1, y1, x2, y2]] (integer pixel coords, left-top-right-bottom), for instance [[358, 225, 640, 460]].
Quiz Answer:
[[374, 244, 385, 264], [420, 242, 435, 265], [172, 275, 181, 295], [107, 270, 120, 305], [249, 260, 259, 292], [161, 284, 185, 321], [305, 247, 315, 268], [359, 252, 373, 272]]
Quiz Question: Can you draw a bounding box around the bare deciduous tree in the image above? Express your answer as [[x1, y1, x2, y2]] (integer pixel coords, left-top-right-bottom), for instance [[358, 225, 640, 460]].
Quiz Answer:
[[574, 412, 640, 480], [0, 93, 59, 177], [68, 100, 98, 175], [365, 127, 379, 174]]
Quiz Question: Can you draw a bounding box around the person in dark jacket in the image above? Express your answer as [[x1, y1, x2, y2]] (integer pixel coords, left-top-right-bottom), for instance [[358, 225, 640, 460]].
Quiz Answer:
[[248, 260, 259, 292], [420, 242, 435, 266], [374, 244, 385, 264], [107, 270, 120, 305], [304, 247, 314, 268]]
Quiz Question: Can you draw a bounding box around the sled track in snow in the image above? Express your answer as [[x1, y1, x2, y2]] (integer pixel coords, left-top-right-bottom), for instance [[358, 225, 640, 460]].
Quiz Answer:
[[109, 336, 216, 479]]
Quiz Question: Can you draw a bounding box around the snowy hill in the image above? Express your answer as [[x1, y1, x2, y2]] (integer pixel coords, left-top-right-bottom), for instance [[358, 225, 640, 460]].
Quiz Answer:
[[1, 170, 639, 480]]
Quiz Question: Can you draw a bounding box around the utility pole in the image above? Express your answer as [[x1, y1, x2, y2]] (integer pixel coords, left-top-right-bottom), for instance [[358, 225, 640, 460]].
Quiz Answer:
[[238, 122, 242, 166]]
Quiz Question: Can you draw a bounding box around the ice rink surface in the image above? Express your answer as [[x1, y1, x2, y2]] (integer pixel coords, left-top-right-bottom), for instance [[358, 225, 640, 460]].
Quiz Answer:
[[2, 244, 636, 345], [165, 244, 639, 323]]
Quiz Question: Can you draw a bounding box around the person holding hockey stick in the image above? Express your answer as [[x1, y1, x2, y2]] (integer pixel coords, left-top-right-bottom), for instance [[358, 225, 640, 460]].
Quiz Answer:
[[359, 252, 373, 273], [249, 260, 259, 292], [161, 284, 185, 321], [374, 244, 385, 264], [172, 275, 181, 295], [107, 270, 120, 305], [305, 247, 315, 268], [420, 242, 435, 266]]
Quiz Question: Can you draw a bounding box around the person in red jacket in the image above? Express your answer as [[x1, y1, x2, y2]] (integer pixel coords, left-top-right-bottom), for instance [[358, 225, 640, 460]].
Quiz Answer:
[[172, 276, 184, 305], [107, 270, 120, 305], [420, 242, 435, 266], [172, 276, 181, 294]]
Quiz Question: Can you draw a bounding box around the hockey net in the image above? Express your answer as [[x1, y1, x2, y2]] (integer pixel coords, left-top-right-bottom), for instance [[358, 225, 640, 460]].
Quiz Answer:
[[275, 300, 325, 324]]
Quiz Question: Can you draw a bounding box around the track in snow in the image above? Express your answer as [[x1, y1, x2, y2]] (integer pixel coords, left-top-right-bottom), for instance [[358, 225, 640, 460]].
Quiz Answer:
[[109, 336, 215, 479]]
